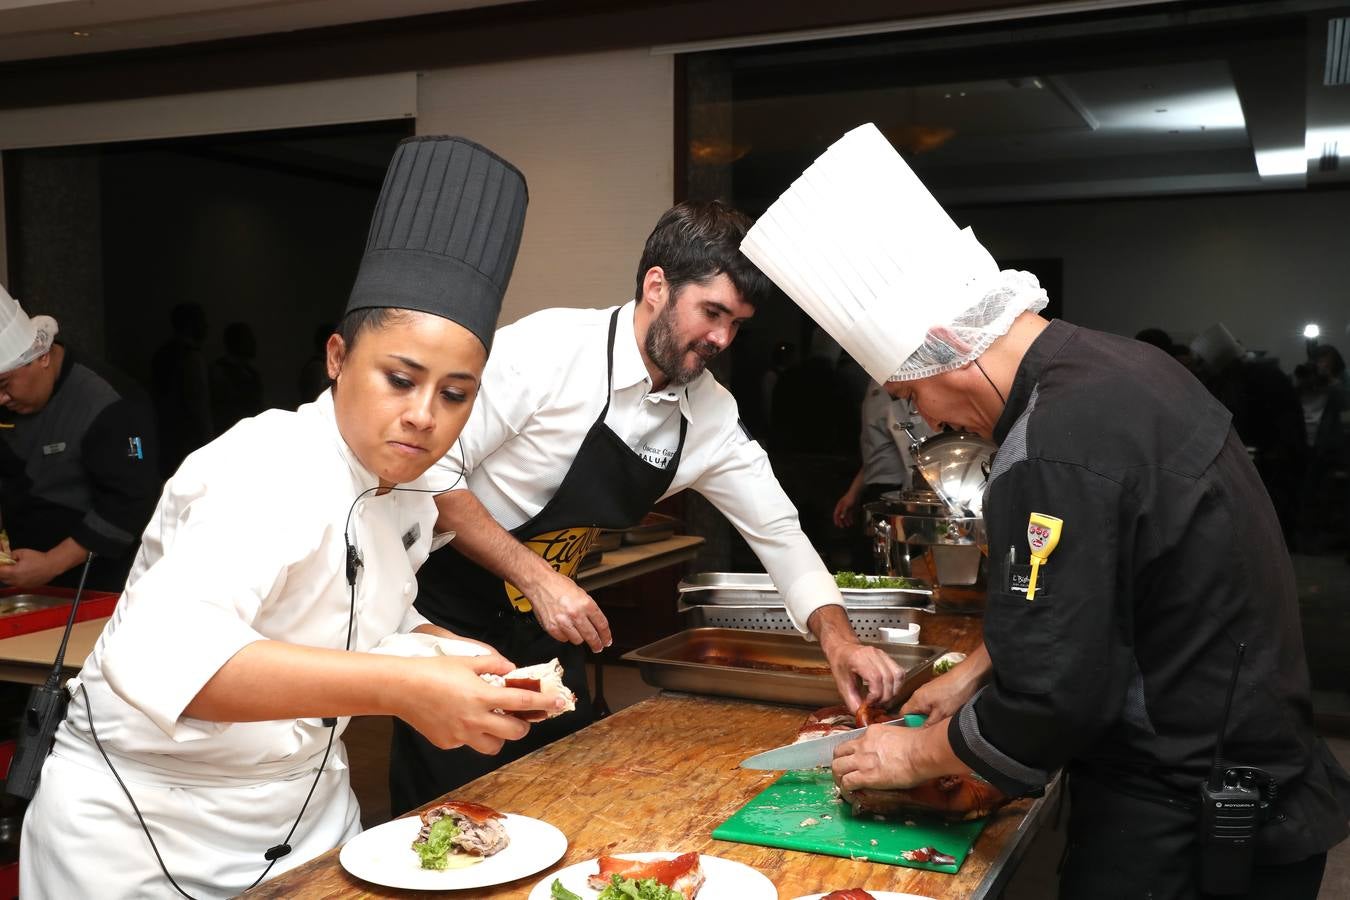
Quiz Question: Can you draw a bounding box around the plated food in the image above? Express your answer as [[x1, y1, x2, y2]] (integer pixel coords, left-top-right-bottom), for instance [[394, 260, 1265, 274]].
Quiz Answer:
[[411, 800, 509, 870], [481, 658, 578, 722], [340, 810, 567, 891], [530, 853, 774, 900]]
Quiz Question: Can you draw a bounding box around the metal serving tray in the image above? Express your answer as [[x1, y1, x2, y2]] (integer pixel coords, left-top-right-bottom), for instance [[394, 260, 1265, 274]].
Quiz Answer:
[[622, 627, 943, 708], [678, 601, 929, 641], [0, 594, 72, 617], [678, 572, 933, 607]]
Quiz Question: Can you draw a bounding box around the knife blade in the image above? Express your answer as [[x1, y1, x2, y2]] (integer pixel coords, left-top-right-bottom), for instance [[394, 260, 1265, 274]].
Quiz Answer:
[[739, 713, 925, 770]]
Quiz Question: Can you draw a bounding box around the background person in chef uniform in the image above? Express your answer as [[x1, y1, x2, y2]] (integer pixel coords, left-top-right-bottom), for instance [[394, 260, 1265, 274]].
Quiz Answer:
[[0, 285, 159, 592], [390, 200, 906, 811], [742, 124, 1350, 900], [20, 136, 567, 900]]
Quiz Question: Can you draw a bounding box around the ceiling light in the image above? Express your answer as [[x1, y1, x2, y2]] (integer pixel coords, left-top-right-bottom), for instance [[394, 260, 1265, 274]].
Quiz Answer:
[[71, 30, 91, 37], [1304, 324, 1320, 340]]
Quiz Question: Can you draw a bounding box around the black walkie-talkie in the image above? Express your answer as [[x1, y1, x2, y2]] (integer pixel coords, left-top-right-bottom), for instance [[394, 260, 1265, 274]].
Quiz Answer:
[[5, 553, 95, 800], [1197, 641, 1277, 895]]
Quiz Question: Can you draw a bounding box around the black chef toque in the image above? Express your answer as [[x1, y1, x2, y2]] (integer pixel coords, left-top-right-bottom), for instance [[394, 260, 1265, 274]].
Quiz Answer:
[[345, 135, 528, 352]]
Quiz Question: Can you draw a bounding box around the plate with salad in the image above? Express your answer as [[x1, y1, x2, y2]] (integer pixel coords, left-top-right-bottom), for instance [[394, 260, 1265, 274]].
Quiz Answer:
[[339, 812, 566, 890], [528, 852, 775, 900]]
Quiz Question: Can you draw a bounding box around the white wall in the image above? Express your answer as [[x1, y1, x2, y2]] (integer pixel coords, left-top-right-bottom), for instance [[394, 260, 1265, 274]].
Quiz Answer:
[[959, 188, 1350, 369], [417, 49, 675, 325]]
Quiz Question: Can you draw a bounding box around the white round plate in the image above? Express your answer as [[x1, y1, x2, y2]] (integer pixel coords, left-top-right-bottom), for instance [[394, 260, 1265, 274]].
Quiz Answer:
[[527, 852, 775, 900], [339, 812, 567, 891], [793, 893, 938, 900]]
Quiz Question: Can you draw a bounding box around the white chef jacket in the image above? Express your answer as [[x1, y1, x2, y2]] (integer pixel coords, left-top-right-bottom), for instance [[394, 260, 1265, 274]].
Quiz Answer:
[[860, 382, 932, 489], [432, 301, 843, 630], [21, 390, 449, 899]]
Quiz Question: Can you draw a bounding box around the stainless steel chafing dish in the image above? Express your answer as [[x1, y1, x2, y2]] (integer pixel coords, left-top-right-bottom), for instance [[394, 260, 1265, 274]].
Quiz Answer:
[[622, 627, 943, 708]]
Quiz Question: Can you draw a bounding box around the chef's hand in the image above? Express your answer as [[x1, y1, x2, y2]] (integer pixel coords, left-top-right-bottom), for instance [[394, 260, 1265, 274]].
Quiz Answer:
[[832, 488, 861, 527], [399, 654, 565, 753], [900, 642, 991, 724], [897, 676, 969, 725], [529, 569, 612, 653], [827, 641, 905, 712], [833, 723, 926, 792], [0, 548, 60, 589]]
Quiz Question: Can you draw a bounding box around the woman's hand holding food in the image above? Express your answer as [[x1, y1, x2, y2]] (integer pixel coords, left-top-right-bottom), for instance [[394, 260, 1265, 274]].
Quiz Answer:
[[396, 654, 564, 753]]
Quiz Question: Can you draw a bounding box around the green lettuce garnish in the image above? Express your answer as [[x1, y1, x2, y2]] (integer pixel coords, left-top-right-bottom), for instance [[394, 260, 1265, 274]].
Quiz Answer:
[[415, 818, 460, 870], [550, 879, 584, 899], [834, 571, 924, 590], [596, 874, 684, 900]]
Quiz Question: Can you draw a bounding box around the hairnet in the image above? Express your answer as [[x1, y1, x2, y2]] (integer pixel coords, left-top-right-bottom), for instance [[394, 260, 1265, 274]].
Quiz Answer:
[[888, 268, 1048, 382]]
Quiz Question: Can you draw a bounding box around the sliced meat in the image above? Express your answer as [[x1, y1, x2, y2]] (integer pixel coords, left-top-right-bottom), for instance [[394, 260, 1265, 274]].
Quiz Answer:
[[481, 658, 577, 722], [845, 774, 1009, 822], [414, 800, 509, 857], [587, 852, 704, 897], [821, 891, 877, 899], [797, 708, 1011, 822]]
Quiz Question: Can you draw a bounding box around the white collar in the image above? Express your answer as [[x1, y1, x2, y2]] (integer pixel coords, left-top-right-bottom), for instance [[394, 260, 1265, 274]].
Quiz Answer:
[[311, 388, 433, 496], [612, 300, 696, 423]]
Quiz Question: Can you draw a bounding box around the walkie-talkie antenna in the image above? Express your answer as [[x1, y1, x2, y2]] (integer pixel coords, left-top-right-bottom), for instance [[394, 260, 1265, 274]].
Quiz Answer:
[[48, 554, 94, 681], [1208, 641, 1247, 790]]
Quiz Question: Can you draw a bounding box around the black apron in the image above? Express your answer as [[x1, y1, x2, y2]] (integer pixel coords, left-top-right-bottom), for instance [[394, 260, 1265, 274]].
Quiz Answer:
[[390, 308, 688, 812]]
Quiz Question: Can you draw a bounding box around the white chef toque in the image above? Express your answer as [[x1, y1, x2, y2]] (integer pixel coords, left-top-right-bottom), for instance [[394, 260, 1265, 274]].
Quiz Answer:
[[0, 283, 59, 375], [740, 123, 1047, 383]]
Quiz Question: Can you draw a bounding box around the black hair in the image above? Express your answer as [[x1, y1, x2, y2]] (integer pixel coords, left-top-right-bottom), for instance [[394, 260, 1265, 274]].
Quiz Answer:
[[335, 307, 409, 351], [1134, 328, 1174, 352], [1313, 344, 1345, 377], [634, 201, 774, 310]]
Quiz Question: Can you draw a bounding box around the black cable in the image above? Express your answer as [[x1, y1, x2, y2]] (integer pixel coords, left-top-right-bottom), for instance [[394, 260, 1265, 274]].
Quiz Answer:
[[974, 358, 1007, 405], [79, 457, 466, 898]]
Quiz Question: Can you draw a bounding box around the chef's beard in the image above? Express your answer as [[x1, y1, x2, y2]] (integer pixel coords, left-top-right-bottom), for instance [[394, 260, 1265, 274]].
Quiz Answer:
[[645, 302, 720, 387]]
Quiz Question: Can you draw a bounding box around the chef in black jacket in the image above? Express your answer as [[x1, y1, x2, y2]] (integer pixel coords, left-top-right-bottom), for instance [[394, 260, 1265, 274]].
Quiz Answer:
[[0, 284, 158, 591], [742, 123, 1350, 899]]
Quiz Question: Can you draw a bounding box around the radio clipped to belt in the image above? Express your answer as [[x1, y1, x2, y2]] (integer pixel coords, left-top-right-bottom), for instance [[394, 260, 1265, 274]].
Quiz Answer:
[[1198, 642, 1278, 895]]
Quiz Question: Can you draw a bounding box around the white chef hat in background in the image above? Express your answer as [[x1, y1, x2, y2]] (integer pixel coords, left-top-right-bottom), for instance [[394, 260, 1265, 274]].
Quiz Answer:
[[741, 123, 1047, 383], [0, 283, 59, 375]]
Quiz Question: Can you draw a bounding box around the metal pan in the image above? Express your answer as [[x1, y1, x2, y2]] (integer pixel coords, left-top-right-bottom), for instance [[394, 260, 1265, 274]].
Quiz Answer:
[[678, 602, 929, 641], [677, 571, 932, 607], [621, 627, 943, 708]]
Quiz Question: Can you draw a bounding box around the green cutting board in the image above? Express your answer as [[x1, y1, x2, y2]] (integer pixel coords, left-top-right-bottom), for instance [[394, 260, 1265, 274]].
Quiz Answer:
[[712, 768, 987, 874]]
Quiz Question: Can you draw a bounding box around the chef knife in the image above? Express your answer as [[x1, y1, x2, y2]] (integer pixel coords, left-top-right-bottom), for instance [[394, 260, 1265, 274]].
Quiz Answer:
[[739, 713, 925, 770]]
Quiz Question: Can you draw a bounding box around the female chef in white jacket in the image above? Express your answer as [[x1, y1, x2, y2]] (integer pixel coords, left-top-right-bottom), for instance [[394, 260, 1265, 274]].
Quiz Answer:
[[20, 136, 555, 899]]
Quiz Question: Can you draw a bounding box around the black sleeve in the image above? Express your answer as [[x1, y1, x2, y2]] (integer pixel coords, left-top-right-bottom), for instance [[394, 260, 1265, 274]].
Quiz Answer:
[[73, 395, 161, 557], [949, 459, 1136, 797]]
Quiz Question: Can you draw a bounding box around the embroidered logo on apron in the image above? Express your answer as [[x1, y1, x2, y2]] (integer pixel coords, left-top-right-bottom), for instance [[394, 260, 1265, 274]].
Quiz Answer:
[[504, 526, 601, 612]]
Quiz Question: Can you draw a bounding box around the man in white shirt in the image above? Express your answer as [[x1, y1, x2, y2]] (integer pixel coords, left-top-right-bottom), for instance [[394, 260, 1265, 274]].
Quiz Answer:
[[390, 201, 906, 809]]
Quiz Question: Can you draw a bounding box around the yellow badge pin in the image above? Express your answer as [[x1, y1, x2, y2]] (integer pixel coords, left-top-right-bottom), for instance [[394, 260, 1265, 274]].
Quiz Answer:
[[1024, 513, 1063, 600]]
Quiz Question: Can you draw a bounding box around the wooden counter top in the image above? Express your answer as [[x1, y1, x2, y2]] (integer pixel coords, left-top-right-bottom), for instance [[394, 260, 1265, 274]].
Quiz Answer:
[[247, 616, 1047, 900]]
